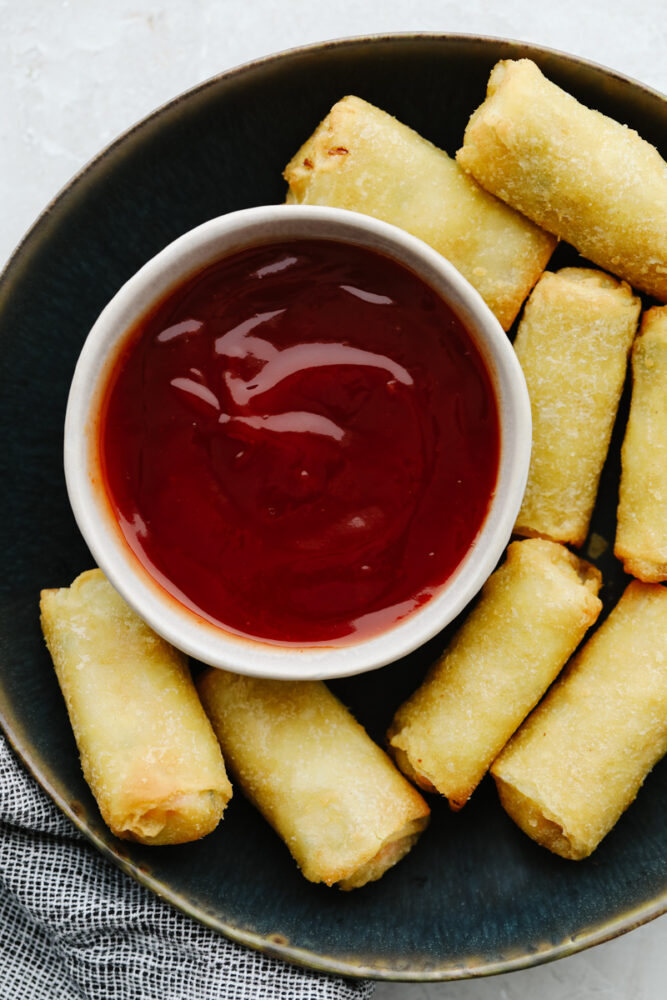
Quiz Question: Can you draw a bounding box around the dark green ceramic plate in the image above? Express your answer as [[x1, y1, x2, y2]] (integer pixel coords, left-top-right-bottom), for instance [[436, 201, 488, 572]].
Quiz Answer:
[[0, 34, 665, 982]]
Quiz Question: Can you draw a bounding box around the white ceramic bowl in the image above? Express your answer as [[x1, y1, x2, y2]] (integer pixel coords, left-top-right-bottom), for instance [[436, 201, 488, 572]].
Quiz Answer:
[[64, 204, 531, 680]]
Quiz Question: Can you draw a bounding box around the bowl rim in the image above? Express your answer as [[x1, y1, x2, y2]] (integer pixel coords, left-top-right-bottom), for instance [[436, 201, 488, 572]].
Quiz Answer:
[[64, 202, 531, 680]]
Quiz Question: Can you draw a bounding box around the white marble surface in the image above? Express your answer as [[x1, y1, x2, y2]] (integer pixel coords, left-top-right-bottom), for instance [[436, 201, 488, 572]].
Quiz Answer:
[[2, 2, 665, 998]]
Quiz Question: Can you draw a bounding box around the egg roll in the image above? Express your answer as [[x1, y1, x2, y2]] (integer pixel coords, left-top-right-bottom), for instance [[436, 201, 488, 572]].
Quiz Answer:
[[387, 539, 602, 810], [615, 306, 667, 581], [457, 58, 667, 302], [197, 670, 430, 889], [40, 569, 231, 845], [284, 95, 556, 330], [492, 581, 667, 860], [513, 268, 640, 547]]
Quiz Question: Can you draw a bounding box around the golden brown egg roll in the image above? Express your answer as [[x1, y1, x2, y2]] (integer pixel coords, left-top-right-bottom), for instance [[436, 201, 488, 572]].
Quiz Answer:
[[387, 539, 602, 810], [513, 268, 640, 547], [492, 580, 667, 859], [40, 569, 231, 845], [615, 306, 667, 581], [197, 670, 430, 889], [284, 95, 556, 330], [457, 58, 667, 302]]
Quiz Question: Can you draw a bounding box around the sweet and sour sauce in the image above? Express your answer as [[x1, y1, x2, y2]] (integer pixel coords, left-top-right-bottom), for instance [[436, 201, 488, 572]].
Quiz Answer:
[[99, 239, 500, 645]]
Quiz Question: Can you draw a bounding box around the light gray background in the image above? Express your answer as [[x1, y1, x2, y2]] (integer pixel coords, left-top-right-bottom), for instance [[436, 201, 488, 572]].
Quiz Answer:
[[2, 2, 665, 998]]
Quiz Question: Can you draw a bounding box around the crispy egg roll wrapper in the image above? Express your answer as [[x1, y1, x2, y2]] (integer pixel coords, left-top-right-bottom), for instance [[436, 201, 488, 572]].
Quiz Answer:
[[197, 670, 430, 889], [284, 95, 556, 330], [492, 581, 667, 860], [40, 569, 231, 845], [457, 59, 667, 302], [615, 306, 667, 581], [387, 539, 602, 809], [513, 268, 640, 547]]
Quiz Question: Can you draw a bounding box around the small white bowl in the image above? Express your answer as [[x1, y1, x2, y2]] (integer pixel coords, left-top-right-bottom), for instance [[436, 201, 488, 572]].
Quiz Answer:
[[64, 204, 531, 680]]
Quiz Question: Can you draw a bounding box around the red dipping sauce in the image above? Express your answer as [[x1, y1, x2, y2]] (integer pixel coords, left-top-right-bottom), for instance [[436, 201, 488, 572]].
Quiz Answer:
[[99, 239, 500, 645]]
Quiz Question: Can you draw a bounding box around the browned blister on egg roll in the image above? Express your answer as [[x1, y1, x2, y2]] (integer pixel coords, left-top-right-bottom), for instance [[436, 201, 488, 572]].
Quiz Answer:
[[513, 268, 640, 547], [615, 306, 667, 581], [492, 581, 667, 860], [387, 539, 602, 809], [284, 95, 556, 330], [197, 670, 430, 889], [457, 58, 667, 301], [40, 569, 231, 845]]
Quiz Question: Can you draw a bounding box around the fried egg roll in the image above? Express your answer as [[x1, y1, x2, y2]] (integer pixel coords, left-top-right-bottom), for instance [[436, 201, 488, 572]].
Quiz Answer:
[[492, 581, 667, 860], [40, 569, 231, 845], [197, 670, 430, 889], [513, 268, 640, 547], [615, 306, 667, 581], [457, 58, 667, 302], [284, 95, 556, 330], [387, 539, 602, 810]]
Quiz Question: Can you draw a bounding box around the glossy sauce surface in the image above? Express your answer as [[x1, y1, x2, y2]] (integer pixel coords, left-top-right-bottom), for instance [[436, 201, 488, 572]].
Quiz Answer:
[[99, 240, 500, 644]]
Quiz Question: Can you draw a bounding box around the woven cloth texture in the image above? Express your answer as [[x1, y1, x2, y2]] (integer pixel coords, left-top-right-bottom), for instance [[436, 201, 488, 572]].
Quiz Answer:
[[0, 733, 375, 1000]]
